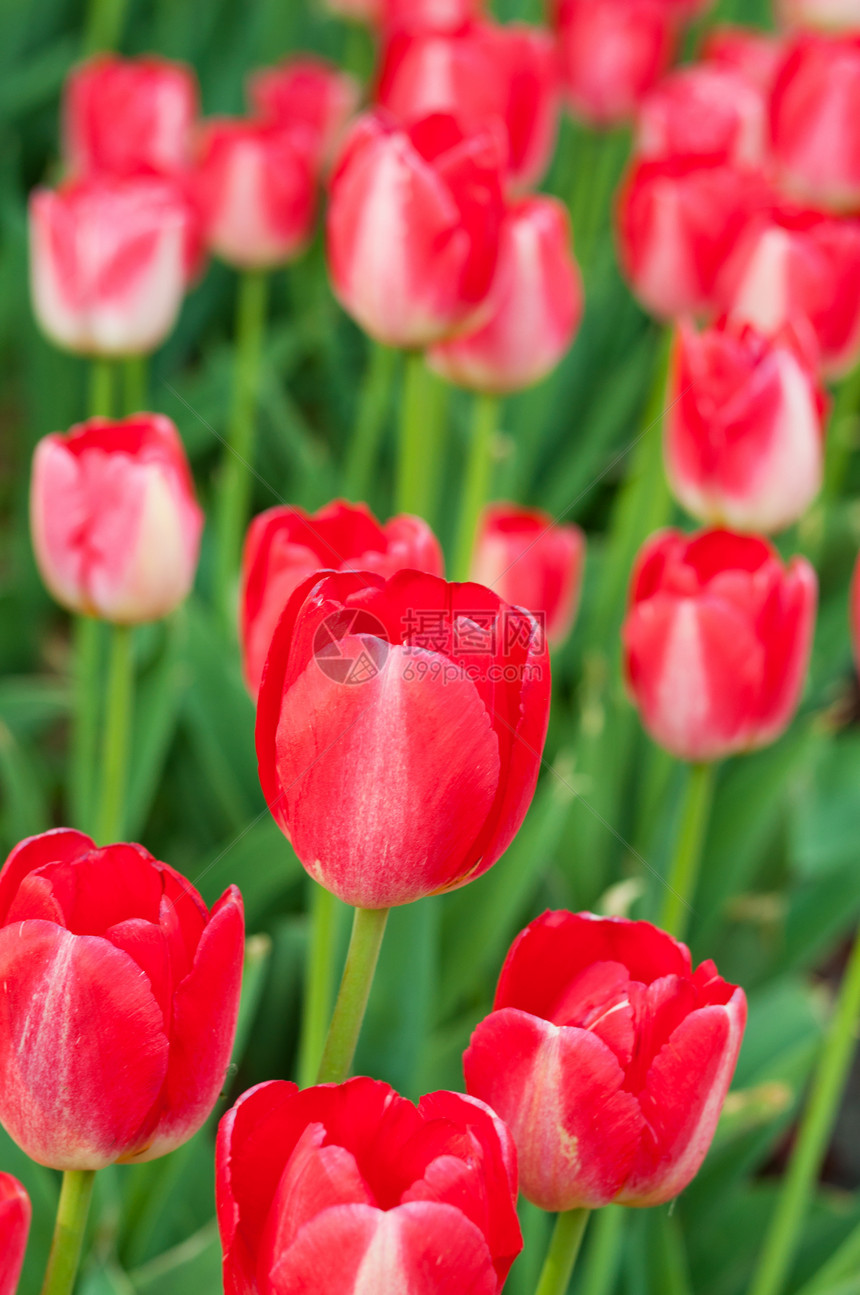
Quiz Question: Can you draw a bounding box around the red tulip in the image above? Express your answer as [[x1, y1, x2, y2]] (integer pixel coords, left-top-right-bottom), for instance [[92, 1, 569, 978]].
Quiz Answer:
[[469, 504, 585, 647], [635, 64, 767, 166], [256, 569, 550, 908], [554, 0, 679, 127], [0, 1174, 29, 1295], [240, 500, 444, 698], [0, 829, 244, 1170], [376, 22, 560, 192], [216, 1077, 522, 1295], [770, 35, 860, 213], [30, 414, 203, 623], [327, 112, 505, 348], [248, 57, 360, 174], [383, 0, 484, 30], [195, 119, 316, 269], [617, 156, 767, 319], [464, 911, 746, 1210], [701, 25, 787, 90], [63, 54, 198, 179], [720, 199, 860, 377], [623, 528, 816, 761], [665, 319, 827, 533], [29, 174, 196, 356], [429, 196, 583, 393], [776, 0, 860, 31]]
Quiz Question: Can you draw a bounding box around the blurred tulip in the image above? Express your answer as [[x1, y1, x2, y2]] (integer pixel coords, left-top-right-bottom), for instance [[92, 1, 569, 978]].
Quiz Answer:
[[31, 414, 203, 624], [720, 199, 860, 377], [195, 119, 316, 269], [701, 25, 787, 89], [469, 504, 585, 646], [770, 35, 860, 212], [327, 112, 505, 348], [776, 0, 860, 30], [635, 64, 767, 166], [665, 319, 827, 533], [383, 0, 484, 30], [256, 568, 550, 908], [29, 174, 195, 356], [376, 21, 560, 192], [464, 911, 746, 1209], [248, 57, 360, 173], [63, 54, 197, 178], [0, 1174, 29, 1295], [240, 500, 444, 697], [0, 829, 244, 1170], [617, 156, 767, 319], [429, 196, 582, 394], [623, 528, 816, 761], [217, 1077, 522, 1294]]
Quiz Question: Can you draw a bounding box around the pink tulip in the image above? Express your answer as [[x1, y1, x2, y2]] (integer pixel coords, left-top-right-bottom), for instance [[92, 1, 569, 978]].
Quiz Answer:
[[635, 64, 767, 166], [248, 57, 360, 174], [0, 1175, 30, 1295]]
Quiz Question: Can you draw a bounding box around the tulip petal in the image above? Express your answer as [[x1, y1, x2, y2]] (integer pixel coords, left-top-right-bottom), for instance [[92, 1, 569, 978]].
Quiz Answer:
[[0, 828, 92, 925], [0, 1173, 30, 1295]]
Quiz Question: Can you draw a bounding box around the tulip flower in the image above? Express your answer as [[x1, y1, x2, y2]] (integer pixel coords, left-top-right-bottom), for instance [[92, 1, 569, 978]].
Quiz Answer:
[[770, 35, 860, 213], [327, 112, 505, 349], [248, 57, 360, 174], [195, 119, 316, 269], [635, 64, 767, 166], [0, 829, 244, 1169], [701, 25, 787, 89], [623, 528, 816, 762], [31, 414, 203, 624], [665, 319, 827, 533], [383, 0, 484, 30], [257, 568, 550, 908], [617, 156, 767, 319], [216, 1077, 522, 1294], [777, 0, 860, 30], [0, 1174, 30, 1295], [720, 200, 860, 377], [376, 21, 560, 192], [470, 504, 585, 647], [62, 54, 198, 179], [429, 196, 583, 394], [241, 500, 444, 697], [29, 173, 195, 357], [464, 910, 746, 1210]]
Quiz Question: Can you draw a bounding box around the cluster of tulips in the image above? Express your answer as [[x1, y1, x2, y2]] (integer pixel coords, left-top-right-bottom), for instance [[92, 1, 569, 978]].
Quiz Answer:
[[4, 0, 860, 1292]]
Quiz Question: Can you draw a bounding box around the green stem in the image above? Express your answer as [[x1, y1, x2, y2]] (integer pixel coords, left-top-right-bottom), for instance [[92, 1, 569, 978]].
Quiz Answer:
[[317, 906, 389, 1085], [452, 394, 499, 582], [215, 269, 269, 625], [41, 1169, 96, 1295], [535, 1209, 592, 1295], [395, 352, 433, 518], [580, 1207, 625, 1295], [89, 360, 113, 420], [83, 0, 127, 52], [658, 762, 715, 940], [123, 355, 147, 416], [70, 616, 101, 833], [96, 624, 134, 843], [344, 341, 397, 502], [298, 882, 341, 1088], [749, 923, 860, 1295], [823, 361, 860, 500]]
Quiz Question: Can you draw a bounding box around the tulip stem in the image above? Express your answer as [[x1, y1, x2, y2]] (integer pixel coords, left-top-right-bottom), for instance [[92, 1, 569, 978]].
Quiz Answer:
[[124, 355, 147, 415], [452, 393, 499, 582], [96, 623, 134, 843], [535, 1209, 591, 1295], [215, 268, 269, 627], [70, 615, 102, 833], [41, 1169, 96, 1295], [580, 1206, 625, 1295], [396, 351, 433, 518], [317, 905, 389, 1085], [344, 341, 397, 503], [298, 881, 341, 1088], [658, 761, 714, 940], [89, 359, 113, 419], [749, 922, 860, 1295]]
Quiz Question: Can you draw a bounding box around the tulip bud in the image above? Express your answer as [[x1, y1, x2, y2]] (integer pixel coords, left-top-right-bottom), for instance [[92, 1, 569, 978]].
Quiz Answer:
[[29, 174, 195, 357], [383, 0, 484, 30], [635, 64, 767, 166], [665, 319, 827, 533], [256, 568, 550, 908], [248, 57, 360, 175], [429, 196, 583, 394], [770, 35, 860, 213], [30, 414, 203, 624], [63, 54, 198, 179], [623, 528, 816, 762], [327, 112, 505, 348], [464, 911, 746, 1209], [0, 829, 244, 1170], [217, 1078, 521, 1294], [702, 25, 787, 89], [240, 500, 444, 698], [469, 504, 585, 646], [0, 1174, 30, 1295], [776, 0, 860, 31], [617, 156, 768, 319]]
